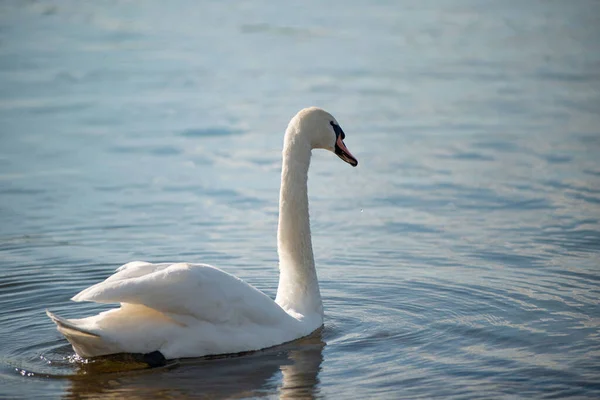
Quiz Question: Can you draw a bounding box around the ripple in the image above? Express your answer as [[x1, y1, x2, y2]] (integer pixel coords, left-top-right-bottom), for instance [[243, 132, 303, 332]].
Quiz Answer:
[[108, 145, 182, 156], [179, 128, 244, 137], [2, 0, 600, 398]]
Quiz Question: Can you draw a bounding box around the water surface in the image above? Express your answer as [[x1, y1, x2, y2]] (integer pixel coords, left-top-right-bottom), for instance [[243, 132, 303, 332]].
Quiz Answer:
[[1, 1, 599, 398]]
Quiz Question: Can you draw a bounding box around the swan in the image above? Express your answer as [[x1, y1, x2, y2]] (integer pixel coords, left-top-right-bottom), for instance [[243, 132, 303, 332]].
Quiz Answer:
[[47, 107, 358, 361]]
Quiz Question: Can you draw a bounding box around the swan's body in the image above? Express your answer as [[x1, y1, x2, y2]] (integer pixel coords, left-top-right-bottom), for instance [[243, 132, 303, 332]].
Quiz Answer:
[[47, 107, 358, 359], [47, 261, 317, 358]]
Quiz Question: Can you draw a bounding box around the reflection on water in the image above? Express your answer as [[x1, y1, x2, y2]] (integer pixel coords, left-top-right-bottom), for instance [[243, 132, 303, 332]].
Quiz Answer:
[[65, 330, 324, 399]]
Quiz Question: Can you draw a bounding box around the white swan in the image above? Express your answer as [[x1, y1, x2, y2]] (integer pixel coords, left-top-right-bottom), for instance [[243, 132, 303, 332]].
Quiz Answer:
[[47, 107, 358, 360]]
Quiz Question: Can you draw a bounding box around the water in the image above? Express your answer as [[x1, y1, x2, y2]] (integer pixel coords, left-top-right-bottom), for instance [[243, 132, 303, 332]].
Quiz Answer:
[[1, 0, 599, 398]]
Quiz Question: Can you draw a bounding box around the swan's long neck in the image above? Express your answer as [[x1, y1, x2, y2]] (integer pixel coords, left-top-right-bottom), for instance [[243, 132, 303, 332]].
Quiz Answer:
[[275, 125, 323, 320]]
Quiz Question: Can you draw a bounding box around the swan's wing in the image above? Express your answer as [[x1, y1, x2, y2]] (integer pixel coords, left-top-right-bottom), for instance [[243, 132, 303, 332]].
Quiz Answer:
[[102, 261, 173, 282], [72, 263, 289, 326]]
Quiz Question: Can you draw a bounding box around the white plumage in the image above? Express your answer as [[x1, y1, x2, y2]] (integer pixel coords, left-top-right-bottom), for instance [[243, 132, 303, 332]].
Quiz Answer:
[[47, 107, 358, 359]]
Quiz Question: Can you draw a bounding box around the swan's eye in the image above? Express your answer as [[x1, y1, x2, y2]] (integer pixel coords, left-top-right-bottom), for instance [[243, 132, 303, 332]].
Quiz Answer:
[[330, 121, 345, 140]]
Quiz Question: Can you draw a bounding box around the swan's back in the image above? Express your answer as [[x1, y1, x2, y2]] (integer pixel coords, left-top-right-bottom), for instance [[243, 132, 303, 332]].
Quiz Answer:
[[73, 262, 289, 325]]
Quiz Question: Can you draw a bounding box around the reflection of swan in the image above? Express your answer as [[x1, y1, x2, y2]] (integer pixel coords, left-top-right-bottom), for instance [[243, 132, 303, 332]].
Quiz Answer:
[[47, 107, 357, 359], [279, 333, 325, 399], [66, 330, 325, 399]]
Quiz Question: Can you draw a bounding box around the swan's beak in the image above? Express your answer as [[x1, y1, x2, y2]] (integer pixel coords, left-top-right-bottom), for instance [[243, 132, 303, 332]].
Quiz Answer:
[[334, 128, 358, 167]]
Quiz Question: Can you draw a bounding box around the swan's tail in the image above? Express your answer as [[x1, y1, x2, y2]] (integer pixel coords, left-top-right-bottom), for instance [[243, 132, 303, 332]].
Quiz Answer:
[[46, 310, 100, 337], [46, 310, 114, 357]]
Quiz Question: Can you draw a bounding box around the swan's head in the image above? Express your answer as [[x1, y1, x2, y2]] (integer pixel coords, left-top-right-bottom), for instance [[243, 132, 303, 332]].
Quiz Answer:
[[292, 107, 358, 167]]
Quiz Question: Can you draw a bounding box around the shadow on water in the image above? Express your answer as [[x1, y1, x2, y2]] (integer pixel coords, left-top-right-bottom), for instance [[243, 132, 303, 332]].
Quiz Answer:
[[51, 329, 324, 399]]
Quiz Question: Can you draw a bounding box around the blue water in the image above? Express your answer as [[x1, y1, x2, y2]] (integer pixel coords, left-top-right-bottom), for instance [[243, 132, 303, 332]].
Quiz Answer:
[[1, 1, 599, 398]]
